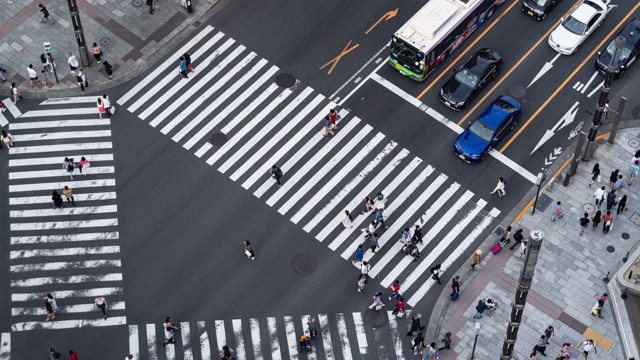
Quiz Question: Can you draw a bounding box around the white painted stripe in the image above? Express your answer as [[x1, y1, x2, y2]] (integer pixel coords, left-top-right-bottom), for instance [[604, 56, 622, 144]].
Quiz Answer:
[[402, 199, 487, 293], [315, 149, 409, 241], [40, 97, 101, 105], [181, 322, 194, 360], [335, 45, 389, 105], [232, 319, 246, 360], [13, 130, 111, 142], [12, 301, 126, 315], [4, 98, 22, 118], [373, 327, 388, 360], [9, 154, 113, 167], [387, 312, 404, 360], [374, 183, 463, 281], [10, 218, 118, 231], [11, 260, 121, 273], [339, 164, 432, 259], [147, 323, 158, 360], [220, 83, 280, 135], [301, 316, 317, 360], [0, 333, 10, 360], [267, 317, 282, 360], [207, 89, 293, 167], [582, 71, 599, 94], [284, 316, 298, 360], [140, 38, 237, 119], [10, 179, 116, 193], [181, 66, 279, 148], [9, 141, 112, 155], [232, 96, 328, 182], [20, 108, 97, 118], [329, 157, 421, 251], [166, 331, 176, 360], [198, 321, 212, 360], [154, 47, 258, 129], [194, 143, 213, 158], [221, 88, 314, 175], [118, 25, 215, 105], [12, 316, 127, 331], [289, 133, 386, 223], [9, 119, 110, 130], [336, 313, 353, 360], [129, 325, 140, 360], [263, 118, 361, 203], [11, 273, 123, 287], [352, 313, 368, 355], [9, 166, 114, 180], [489, 149, 536, 183], [10, 192, 117, 205], [10, 204, 118, 218], [318, 314, 335, 360], [215, 320, 226, 355], [12, 287, 122, 301], [408, 207, 499, 306], [10, 245, 120, 259], [11, 232, 119, 244], [250, 318, 263, 360], [161, 56, 267, 135], [0, 111, 8, 127], [587, 80, 604, 98]]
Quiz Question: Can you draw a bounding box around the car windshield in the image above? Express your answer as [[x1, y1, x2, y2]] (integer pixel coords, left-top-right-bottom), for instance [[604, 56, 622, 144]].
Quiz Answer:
[[531, 0, 550, 6], [605, 41, 632, 60], [495, 99, 518, 112], [468, 120, 495, 142], [454, 68, 479, 88], [561, 15, 587, 35], [390, 37, 424, 74]]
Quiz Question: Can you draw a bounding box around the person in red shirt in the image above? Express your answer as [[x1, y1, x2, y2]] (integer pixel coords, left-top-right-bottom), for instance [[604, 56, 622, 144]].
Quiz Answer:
[[388, 280, 401, 301], [329, 109, 338, 129], [68, 350, 79, 360], [392, 297, 405, 317]]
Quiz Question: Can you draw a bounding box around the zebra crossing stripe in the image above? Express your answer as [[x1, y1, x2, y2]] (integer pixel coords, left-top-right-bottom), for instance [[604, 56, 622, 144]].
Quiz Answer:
[[12, 301, 125, 316], [336, 313, 353, 360], [9, 141, 112, 155], [300, 316, 317, 360], [10, 192, 117, 205], [129, 325, 140, 360], [352, 313, 367, 355], [3, 98, 22, 118], [20, 108, 96, 118], [232, 319, 246, 360], [318, 314, 335, 360], [387, 312, 405, 360], [181, 322, 194, 360], [147, 323, 158, 360], [11, 232, 119, 245], [220, 83, 280, 135], [10, 205, 117, 218], [9, 119, 111, 130], [165, 323, 176, 360], [11, 316, 127, 331], [10, 245, 120, 259], [40, 96, 102, 105], [13, 130, 111, 142], [9, 154, 113, 167], [10, 218, 118, 231], [0, 333, 10, 360], [194, 143, 213, 158], [215, 320, 226, 356], [9, 166, 114, 180], [10, 272, 123, 287], [267, 317, 282, 360], [283, 316, 298, 360], [10, 179, 116, 192], [250, 318, 263, 360], [0, 111, 8, 127], [373, 327, 388, 360], [10, 260, 121, 273], [198, 321, 212, 360], [12, 286, 123, 301]]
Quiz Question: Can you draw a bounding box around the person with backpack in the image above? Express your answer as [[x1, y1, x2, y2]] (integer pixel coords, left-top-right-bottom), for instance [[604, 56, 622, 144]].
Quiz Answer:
[[269, 165, 283, 186], [76, 69, 88, 91], [62, 157, 75, 180]]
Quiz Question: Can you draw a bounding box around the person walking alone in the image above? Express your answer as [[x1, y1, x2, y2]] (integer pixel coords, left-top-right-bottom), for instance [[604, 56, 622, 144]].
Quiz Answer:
[[430, 264, 442, 284], [27, 64, 38, 88], [369, 291, 384, 310], [39, 4, 54, 25], [360, 261, 371, 283], [323, 116, 335, 137], [103, 60, 114, 80], [307, 317, 318, 340], [269, 165, 283, 186], [533, 335, 548, 356], [551, 201, 563, 221], [602, 211, 613, 234], [451, 276, 460, 297], [510, 228, 524, 250], [76, 69, 88, 91], [361, 196, 374, 214], [244, 240, 255, 260], [630, 161, 640, 186], [52, 190, 63, 211], [388, 280, 401, 301], [473, 299, 486, 319], [68, 350, 79, 360], [594, 186, 606, 208], [63, 157, 74, 180], [68, 52, 79, 74], [352, 244, 364, 266], [1, 130, 13, 149], [329, 108, 338, 129], [91, 43, 102, 63], [366, 231, 379, 253], [519, 240, 528, 260], [490, 177, 506, 196], [357, 274, 366, 292], [411, 332, 425, 354], [592, 210, 602, 230], [375, 208, 388, 229], [577, 339, 597, 359], [44, 298, 55, 321], [47, 293, 58, 315], [94, 295, 108, 319], [63, 186, 75, 207], [471, 249, 482, 269], [49, 348, 61, 359], [617, 195, 628, 215], [589, 163, 600, 187], [11, 82, 22, 103], [342, 210, 353, 228], [579, 213, 589, 235]]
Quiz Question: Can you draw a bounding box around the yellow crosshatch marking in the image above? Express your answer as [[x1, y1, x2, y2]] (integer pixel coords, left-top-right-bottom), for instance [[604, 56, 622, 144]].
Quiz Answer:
[[320, 40, 359, 75]]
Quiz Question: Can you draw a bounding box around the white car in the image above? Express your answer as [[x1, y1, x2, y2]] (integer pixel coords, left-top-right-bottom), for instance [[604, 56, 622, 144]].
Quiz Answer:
[[548, 0, 610, 55]]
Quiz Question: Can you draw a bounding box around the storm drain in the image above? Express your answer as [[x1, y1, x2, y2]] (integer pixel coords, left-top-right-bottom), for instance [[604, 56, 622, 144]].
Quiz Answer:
[[276, 73, 297, 88], [292, 253, 317, 275], [510, 85, 526, 99], [210, 132, 228, 146]]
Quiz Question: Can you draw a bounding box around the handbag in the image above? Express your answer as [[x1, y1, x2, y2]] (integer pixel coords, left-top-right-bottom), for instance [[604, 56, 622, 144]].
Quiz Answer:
[[375, 304, 382, 310], [111, 105, 116, 114], [597, 175, 601, 182], [82, 162, 91, 169], [244, 250, 251, 257]]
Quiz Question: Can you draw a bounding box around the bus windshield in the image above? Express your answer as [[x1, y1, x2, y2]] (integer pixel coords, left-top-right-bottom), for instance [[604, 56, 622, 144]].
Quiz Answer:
[[390, 37, 424, 75]]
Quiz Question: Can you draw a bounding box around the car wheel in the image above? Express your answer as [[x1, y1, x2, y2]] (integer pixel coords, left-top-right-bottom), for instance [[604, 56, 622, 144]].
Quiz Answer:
[[541, 13, 547, 20], [510, 121, 518, 131], [487, 7, 494, 18], [480, 152, 487, 161]]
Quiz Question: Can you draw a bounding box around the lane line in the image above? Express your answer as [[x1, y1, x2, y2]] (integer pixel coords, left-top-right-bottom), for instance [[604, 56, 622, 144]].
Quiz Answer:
[[11, 273, 123, 287], [250, 318, 263, 360], [352, 313, 368, 355], [129, 325, 140, 360], [10, 179, 116, 192], [284, 316, 298, 360], [12, 302, 125, 316], [587, 80, 604, 98], [12, 316, 127, 331], [11, 260, 121, 273], [581, 71, 599, 94], [11, 232, 119, 245], [9, 119, 110, 130], [9, 154, 113, 167], [334, 43, 389, 105], [10, 245, 120, 259], [198, 321, 212, 360], [10, 218, 118, 231], [267, 317, 282, 360]]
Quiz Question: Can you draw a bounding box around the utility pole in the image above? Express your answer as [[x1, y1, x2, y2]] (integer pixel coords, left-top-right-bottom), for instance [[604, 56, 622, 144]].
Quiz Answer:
[[500, 229, 544, 359], [583, 36, 625, 161], [67, 0, 91, 67]]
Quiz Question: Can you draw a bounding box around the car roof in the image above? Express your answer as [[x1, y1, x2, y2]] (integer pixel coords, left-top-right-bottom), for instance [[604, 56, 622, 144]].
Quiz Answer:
[[476, 96, 519, 129], [618, 18, 640, 45], [461, 49, 500, 75], [571, 0, 605, 22]]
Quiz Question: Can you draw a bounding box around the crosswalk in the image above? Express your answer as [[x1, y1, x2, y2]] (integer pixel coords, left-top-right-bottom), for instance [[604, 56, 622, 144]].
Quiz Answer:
[[115, 24, 501, 307], [5, 100, 126, 331]]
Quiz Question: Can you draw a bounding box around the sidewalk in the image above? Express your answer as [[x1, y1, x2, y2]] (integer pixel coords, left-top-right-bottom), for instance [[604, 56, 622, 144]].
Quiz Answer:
[[431, 127, 640, 360], [0, 0, 215, 98]]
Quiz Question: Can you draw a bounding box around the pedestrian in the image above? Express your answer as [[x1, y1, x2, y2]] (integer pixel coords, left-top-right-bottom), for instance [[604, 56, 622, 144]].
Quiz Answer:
[[411, 332, 425, 353], [510, 228, 524, 250], [357, 274, 366, 292], [589, 163, 600, 186], [519, 240, 528, 260], [69, 350, 79, 360], [165, 317, 179, 332], [501, 225, 512, 244], [39, 4, 53, 24], [62, 185, 75, 206], [407, 314, 425, 336], [592, 210, 602, 229], [613, 174, 624, 191], [451, 275, 460, 296], [1, 130, 13, 149], [68, 52, 79, 74], [323, 115, 335, 137], [97, 98, 105, 120], [63, 157, 74, 180], [471, 249, 482, 269], [221, 345, 234, 359], [533, 335, 548, 356], [94, 295, 107, 319], [244, 240, 255, 260], [162, 326, 175, 347], [594, 186, 606, 208], [473, 299, 486, 319], [375, 192, 387, 208], [40, 53, 51, 75], [0, 100, 5, 113], [606, 189, 617, 211], [360, 261, 370, 283], [365, 231, 378, 252], [126, 355, 134, 360], [544, 325, 555, 343], [307, 317, 318, 340], [91, 43, 102, 63], [608, 169, 619, 187], [375, 208, 388, 229], [184, 52, 194, 72], [413, 224, 423, 244], [438, 332, 452, 351], [406, 242, 421, 260], [369, 291, 384, 310], [27, 64, 38, 88], [617, 195, 628, 215], [561, 343, 574, 358], [11, 82, 22, 103], [602, 211, 613, 234], [102, 94, 112, 118], [44, 298, 55, 321], [78, 156, 90, 177], [630, 161, 640, 186], [577, 339, 597, 359], [425, 342, 438, 360], [103, 60, 114, 80], [49, 348, 61, 359], [392, 297, 405, 317], [579, 213, 589, 235], [490, 177, 506, 196], [352, 244, 364, 265], [179, 56, 188, 79], [342, 210, 353, 228], [551, 201, 563, 221], [0, 63, 5, 83], [361, 196, 374, 214], [76, 69, 88, 91], [269, 164, 283, 186], [593, 293, 608, 318], [430, 264, 442, 284], [52, 190, 63, 210], [327, 108, 338, 130], [529, 350, 538, 360], [362, 222, 375, 236], [400, 227, 411, 248], [388, 280, 401, 301]]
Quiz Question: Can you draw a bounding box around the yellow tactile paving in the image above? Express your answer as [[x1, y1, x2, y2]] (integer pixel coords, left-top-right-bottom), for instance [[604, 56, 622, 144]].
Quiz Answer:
[[583, 327, 614, 351]]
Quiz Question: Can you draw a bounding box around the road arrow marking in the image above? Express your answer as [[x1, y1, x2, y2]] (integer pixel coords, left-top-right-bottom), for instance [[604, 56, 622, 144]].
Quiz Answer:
[[544, 147, 563, 165], [366, 8, 399, 34], [531, 101, 579, 155], [528, 53, 562, 88]]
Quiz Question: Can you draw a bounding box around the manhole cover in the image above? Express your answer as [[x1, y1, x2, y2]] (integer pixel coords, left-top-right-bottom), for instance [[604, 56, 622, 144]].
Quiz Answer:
[[100, 37, 111, 46], [492, 225, 504, 237], [276, 73, 296, 88], [621, 232, 630, 240], [583, 203, 595, 213], [510, 85, 526, 99], [210, 132, 228, 146], [632, 212, 640, 226], [534, 193, 553, 212], [193, 21, 202, 27], [292, 253, 317, 275], [629, 138, 640, 148], [132, 0, 143, 7], [606, 246, 615, 253], [363, 309, 388, 328], [632, 105, 640, 119]]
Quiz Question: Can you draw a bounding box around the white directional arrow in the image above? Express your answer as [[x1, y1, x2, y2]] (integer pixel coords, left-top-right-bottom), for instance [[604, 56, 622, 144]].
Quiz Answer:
[[531, 101, 580, 155], [528, 53, 562, 88], [545, 147, 563, 165]]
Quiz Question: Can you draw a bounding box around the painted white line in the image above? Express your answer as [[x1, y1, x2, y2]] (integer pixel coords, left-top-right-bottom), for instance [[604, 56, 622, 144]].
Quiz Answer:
[[11, 301, 125, 316], [352, 313, 368, 355], [574, 82, 583, 91], [11, 273, 123, 287], [9, 119, 110, 130], [10, 204, 118, 218], [314, 149, 409, 241], [13, 130, 111, 142], [220, 88, 313, 175], [289, 133, 386, 223], [489, 149, 536, 183], [220, 83, 280, 135], [232, 319, 246, 360], [20, 108, 97, 118], [581, 70, 599, 94], [232, 98, 330, 182], [0, 333, 10, 360], [250, 318, 263, 360], [147, 323, 158, 360], [267, 317, 282, 360], [215, 320, 226, 355], [11, 232, 119, 245], [284, 316, 298, 360], [4, 98, 22, 118], [12, 287, 123, 301], [332, 43, 389, 103], [208, 89, 293, 167], [10, 218, 118, 232], [40, 97, 101, 105], [402, 199, 487, 293], [407, 207, 499, 306], [181, 322, 194, 360], [587, 80, 604, 98], [10, 245, 120, 259], [9, 179, 116, 193], [301, 316, 317, 360], [0, 111, 9, 127], [166, 330, 176, 360], [11, 260, 121, 273], [318, 314, 335, 360], [9, 154, 113, 167], [194, 143, 213, 158], [8, 141, 112, 155], [129, 325, 140, 360], [9, 166, 114, 180], [372, 327, 388, 360], [118, 25, 216, 105], [336, 313, 353, 360], [264, 119, 362, 205], [10, 192, 117, 205], [387, 312, 404, 360], [198, 321, 212, 360], [12, 316, 127, 331]]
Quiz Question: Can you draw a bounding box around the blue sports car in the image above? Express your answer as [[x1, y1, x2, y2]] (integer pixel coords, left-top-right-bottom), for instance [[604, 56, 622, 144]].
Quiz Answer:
[[453, 95, 521, 163]]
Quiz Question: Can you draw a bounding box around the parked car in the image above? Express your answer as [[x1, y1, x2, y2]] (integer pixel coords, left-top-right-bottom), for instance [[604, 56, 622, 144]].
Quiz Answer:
[[595, 18, 640, 77], [522, 0, 564, 21], [548, 0, 610, 55]]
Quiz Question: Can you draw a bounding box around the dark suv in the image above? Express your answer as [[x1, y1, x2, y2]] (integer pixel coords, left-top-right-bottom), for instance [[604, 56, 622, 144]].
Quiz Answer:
[[522, 0, 563, 21], [596, 19, 640, 77]]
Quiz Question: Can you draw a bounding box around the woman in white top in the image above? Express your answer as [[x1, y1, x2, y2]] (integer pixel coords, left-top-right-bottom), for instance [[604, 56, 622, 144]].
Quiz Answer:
[[490, 177, 506, 197], [46, 293, 58, 313], [342, 210, 353, 228], [94, 296, 108, 319], [1, 130, 12, 148]]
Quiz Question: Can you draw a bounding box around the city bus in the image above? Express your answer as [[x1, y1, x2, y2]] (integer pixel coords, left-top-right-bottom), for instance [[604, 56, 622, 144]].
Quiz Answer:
[[389, 0, 506, 82]]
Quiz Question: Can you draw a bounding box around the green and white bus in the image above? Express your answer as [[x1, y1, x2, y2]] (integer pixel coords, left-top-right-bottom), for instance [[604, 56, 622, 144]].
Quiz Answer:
[[389, 0, 505, 82]]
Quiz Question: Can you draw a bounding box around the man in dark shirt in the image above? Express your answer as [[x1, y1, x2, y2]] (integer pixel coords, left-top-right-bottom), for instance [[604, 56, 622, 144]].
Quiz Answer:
[[39, 4, 53, 25], [412, 225, 423, 244], [509, 229, 524, 250], [579, 213, 590, 235]]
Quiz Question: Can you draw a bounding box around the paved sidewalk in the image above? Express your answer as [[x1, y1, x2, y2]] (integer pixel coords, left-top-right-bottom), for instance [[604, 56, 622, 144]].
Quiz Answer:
[[431, 128, 640, 360], [0, 0, 215, 98]]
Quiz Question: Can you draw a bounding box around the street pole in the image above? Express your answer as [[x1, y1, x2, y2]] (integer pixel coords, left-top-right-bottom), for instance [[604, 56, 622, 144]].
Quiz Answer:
[[44, 42, 59, 84], [563, 132, 586, 186], [67, 0, 91, 67], [501, 229, 545, 359], [470, 322, 480, 359], [583, 36, 625, 161], [607, 97, 627, 145], [532, 170, 546, 215]]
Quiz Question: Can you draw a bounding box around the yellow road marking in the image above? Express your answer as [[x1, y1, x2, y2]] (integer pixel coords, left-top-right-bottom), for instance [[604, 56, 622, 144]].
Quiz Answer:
[[320, 40, 360, 75]]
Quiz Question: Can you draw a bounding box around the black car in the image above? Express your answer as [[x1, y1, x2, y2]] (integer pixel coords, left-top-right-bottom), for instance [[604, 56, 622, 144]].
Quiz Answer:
[[439, 49, 503, 111], [596, 19, 640, 77], [522, 0, 563, 21]]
